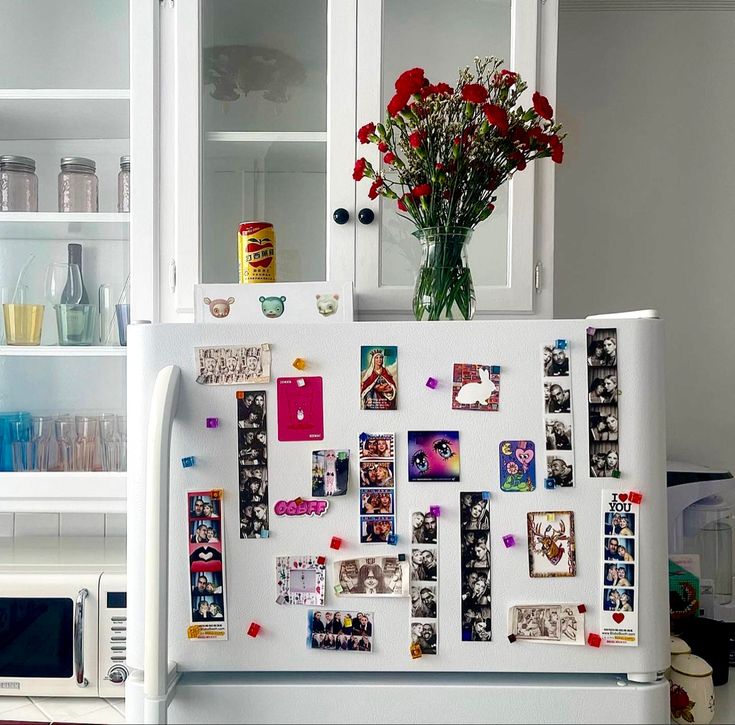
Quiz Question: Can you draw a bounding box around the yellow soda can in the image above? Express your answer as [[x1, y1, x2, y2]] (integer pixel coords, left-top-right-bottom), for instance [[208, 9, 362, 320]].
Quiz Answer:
[[238, 221, 276, 283]]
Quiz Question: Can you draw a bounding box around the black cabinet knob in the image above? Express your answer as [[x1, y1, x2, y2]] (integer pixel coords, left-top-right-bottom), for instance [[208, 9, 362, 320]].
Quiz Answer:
[[358, 208, 375, 225], [332, 208, 350, 225]]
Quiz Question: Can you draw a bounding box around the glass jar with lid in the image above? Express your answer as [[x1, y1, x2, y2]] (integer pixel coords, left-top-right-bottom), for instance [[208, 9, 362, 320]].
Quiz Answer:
[[58, 157, 98, 213], [117, 155, 130, 213], [0, 155, 38, 212]]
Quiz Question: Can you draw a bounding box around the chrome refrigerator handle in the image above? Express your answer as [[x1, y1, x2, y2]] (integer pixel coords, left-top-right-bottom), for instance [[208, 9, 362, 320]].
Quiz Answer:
[[74, 588, 89, 687], [143, 365, 181, 725]]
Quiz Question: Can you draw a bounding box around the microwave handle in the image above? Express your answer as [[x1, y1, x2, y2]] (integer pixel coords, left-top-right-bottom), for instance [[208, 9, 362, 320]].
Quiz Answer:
[[74, 588, 89, 688]]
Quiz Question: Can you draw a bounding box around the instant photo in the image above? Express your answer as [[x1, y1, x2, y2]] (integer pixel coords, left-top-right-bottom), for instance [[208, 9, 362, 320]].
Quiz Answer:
[[312, 449, 349, 496], [544, 418, 573, 451], [586, 329, 619, 476], [238, 391, 270, 538], [527, 511, 576, 577], [452, 363, 500, 411], [358, 432, 397, 544], [543, 344, 570, 377], [359, 432, 394, 459], [195, 343, 271, 385], [359, 460, 395, 487], [407, 431, 460, 482], [334, 556, 408, 597], [544, 382, 571, 414], [308, 610, 374, 651], [360, 346, 398, 411]]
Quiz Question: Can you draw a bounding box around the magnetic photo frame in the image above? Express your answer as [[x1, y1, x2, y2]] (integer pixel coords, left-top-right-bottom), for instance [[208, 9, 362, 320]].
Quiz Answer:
[[276, 556, 326, 606], [333, 556, 409, 597], [526, 511, 577, 578], [507, 604, 585, 645]]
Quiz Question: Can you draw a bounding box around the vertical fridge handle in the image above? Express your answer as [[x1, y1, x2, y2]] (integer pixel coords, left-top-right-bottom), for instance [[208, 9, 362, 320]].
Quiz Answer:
[[74, 588, 89, 687], [143, 365, 181, 725]]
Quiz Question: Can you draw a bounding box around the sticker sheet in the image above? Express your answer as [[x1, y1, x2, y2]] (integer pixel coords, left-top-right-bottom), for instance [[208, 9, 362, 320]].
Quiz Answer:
[[334, 556, 409, 597], [460, 492, 492, 641], [508, 604, 585, 645], [452, 364, 500, 411], [499, 440, 536, 492], [276, 376, 324, 441], [195, 344, 271, 385], [407, 431, 460, 482], [410, 510, 439, 655], [360, 346, 398, 410], [527, 511, 577, 577], [601, 490, 639, 645], [542, 342, 575, 487], [187, 489, 227, 640], [237, 391, 269, 538], [587, 329, 619, 477], [308, 610, 374, 651], [312, 449, 349, 496], [276, 556, 326, 606], [359, 433, 396, 542]]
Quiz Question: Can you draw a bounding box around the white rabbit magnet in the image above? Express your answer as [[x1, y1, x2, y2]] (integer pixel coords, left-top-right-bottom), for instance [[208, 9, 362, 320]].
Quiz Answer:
[[452, 364, 500, 411]]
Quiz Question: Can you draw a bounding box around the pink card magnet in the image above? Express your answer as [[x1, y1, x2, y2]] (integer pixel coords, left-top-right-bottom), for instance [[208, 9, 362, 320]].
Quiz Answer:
[[276, 376, 324, 442]]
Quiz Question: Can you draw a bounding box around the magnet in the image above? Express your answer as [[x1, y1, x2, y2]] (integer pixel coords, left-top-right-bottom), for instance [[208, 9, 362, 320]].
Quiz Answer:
[[577, 604, 586, 613], [181, 456, 196, 468], [343, 616, 353, 628], [330, 536, 342, 550], [398, 553, 406, 561], [294, 497, 304, 505], [587, 633, 602, 648], [276, 595, 286, 605], [260, 529, 269, 538], [429, 505, 441, 517], [545, 512, 556, 522], [502, 534, 515, 548], [612, 469, 621, 479], [544, 477, 556, 490], [317, 555, 326, 565], [507, 634, 517, 643], [334, 584, 343, 594], [387, 533, 398, 545], [292, 357, 307, 370], [482, 491, 490, 499], [628, 491, 642, 504], [296, 377, 306, 387], [555, 339, 567, 350], [410, 642, 423, 659], [586, 326, 596, 336], [425, 377, 438, 389], [247, 622, 261, 638], [490, 365, 501, 374], [206, 418, 219, 428]]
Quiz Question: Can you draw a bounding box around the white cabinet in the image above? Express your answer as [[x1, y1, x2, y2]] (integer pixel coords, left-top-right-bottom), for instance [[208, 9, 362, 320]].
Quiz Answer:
[[157, 0, 558, 320]]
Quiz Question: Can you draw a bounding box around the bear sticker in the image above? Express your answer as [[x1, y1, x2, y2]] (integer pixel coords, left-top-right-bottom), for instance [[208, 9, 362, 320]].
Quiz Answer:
[[203, 297, 235, 319], [259, 296, 286, 319], [316, 293, 339, 317]]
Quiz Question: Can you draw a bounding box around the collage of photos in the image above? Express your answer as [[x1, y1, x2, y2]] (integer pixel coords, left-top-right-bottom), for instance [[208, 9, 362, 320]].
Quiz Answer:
[[508, 604, 585, 645], [276, 556, 326, 606], [334, 556, 409, 597], [542, 341, 575, 487], [195, 343, 271, 385], [452, 363, 500, 411], [187, 489, 227, 639], [587, 329, 619, 477], [407, 431, 460, 482], [237, 391, 269, 538], [410, 510, 439, 655], [360, 346, 398, 411], [460, 492, 492, 642], [601, 490, 639, 645], [527, 511, 577, 577], [359, 433, 396, 543], [308, 610, 374, 652], [312, 449, 350, 496]]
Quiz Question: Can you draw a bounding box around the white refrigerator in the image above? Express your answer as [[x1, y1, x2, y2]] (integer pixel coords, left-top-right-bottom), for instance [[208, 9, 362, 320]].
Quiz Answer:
[[125, 319, 670, 724]]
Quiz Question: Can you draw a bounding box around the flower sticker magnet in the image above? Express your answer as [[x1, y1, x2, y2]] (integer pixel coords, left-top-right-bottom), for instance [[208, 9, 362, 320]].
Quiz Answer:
[[499, 440, 536, 492], [360, 346, 398, 411], [408, 431, 460, 482]]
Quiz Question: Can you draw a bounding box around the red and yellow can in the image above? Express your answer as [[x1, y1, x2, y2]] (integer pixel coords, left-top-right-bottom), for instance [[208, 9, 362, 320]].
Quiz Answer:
[[238, 221, 276, 283]]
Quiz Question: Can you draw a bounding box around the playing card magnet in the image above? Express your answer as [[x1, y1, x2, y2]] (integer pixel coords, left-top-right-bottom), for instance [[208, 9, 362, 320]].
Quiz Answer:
[[276, 376, 324, 441], [499, 440, 536, 492], [360, 346, 398, 410]]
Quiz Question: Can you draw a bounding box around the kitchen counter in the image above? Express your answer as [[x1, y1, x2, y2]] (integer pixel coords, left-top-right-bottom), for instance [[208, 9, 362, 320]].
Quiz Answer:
[[0, 697, 123, 724]]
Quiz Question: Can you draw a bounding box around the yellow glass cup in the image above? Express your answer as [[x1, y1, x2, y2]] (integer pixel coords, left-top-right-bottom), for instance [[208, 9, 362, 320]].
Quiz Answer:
[[3, 303, 44, 345]]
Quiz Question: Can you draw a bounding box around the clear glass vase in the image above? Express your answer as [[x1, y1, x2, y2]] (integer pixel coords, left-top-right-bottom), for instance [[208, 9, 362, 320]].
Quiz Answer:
[[412, 227, 476, 321]]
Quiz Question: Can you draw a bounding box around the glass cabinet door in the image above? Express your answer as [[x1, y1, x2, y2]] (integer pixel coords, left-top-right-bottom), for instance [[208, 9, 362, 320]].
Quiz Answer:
[[356, 0, 541, 316]]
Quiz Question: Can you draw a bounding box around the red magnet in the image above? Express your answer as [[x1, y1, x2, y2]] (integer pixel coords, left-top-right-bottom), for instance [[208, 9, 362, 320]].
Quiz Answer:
[[587, 633, 602, 648], [317, 555, 326, 565], [577, 604, 586, 613], [628, 491, 643, 504], [330, 536, 342, 550], [247, 622, 261, 638]]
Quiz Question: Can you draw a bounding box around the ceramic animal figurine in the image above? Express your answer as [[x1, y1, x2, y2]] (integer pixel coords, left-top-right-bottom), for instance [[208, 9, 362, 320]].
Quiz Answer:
[[454, 366, 496, 406], [316, 293, 340, 316], [203, 296, 235, 318], [259, 296, 286, 319]]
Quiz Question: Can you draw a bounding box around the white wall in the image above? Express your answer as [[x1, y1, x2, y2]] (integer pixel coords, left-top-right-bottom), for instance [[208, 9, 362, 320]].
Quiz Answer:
[[554, 8, 735, 474]]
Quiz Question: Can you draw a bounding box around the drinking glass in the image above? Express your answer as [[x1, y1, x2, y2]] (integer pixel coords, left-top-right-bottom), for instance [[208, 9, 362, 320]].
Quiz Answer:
[[55, 415, 75, 471], [3, 304, 44, 345], [31, 416, 54, 471], [45, 262, 82, 306], [11, 419, 32, 471], [117, 414, 127, 471], [115, 303, 130, 346], [74, 415, 99, 472], [100, 414, 121, 472], [1, 286, 27, 345]]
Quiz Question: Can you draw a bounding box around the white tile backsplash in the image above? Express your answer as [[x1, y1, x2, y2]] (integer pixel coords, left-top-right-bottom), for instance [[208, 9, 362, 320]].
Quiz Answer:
[[14, 512, 59, 536], [60, 512, 106, 537]]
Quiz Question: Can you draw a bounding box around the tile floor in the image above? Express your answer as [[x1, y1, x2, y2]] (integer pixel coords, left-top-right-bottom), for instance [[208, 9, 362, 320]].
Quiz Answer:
[[0, 696, 124, 724]]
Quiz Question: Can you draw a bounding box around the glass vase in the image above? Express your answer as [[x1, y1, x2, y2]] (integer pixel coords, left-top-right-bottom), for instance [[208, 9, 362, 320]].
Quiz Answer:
[[412, 227, 476, 321]]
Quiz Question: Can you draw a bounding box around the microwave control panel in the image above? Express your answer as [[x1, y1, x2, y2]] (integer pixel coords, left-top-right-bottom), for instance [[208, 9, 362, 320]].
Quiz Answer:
[[98, 572, 127, 698]]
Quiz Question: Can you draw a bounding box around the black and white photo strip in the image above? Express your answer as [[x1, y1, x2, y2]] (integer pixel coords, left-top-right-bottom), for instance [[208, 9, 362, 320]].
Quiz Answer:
[[460, 492, 492, 642], [410, 510, 439, 655], [308, 610, 374, 651], [359, 433, 396, 544], [542, 341, 575, 487], [238, 391, 270, 538], [196, 343, 271, 385], [587, 328, 619, 477]]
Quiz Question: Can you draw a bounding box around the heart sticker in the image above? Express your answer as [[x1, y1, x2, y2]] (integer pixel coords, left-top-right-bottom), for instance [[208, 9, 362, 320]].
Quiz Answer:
[[612, 612, 625, 624], [515, 449, 535, 466], [618, 493, 628, 502], [247, 241, 274, 268]]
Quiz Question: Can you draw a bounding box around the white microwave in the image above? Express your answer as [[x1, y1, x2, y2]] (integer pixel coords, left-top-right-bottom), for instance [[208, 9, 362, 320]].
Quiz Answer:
[[0, 537, 127, 698]]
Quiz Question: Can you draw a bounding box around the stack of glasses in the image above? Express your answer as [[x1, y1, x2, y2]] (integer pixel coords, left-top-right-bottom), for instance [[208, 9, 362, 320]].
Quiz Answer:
[[0, 412, 126, 472]]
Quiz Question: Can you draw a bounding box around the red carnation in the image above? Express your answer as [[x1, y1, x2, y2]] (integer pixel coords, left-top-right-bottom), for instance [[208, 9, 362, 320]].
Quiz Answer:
[[420, 82, 454, 99], [511, 126, 530, 147], [528, 126, 546, 145], [357, 122, 376, 144], [548, 134, 564, 164], [383, 152, 396, 165], [411, 183, 432, 198], [509, 151, 526, 171], [487, 203, 495, 213], [352, 158, 367, 181], [395, 67, 426, 96], [434, 82, 453, 95], [368, 176, 384, 200], [378, 141, 388, 152], [533, 91, 554, 120], [397, 195, 409, 212], [387, 90, 409, 117], [483, 104, 509, 135], [409, 130, 427, 148], [493, 69, 519, 87], [461, 83, 488, 104]]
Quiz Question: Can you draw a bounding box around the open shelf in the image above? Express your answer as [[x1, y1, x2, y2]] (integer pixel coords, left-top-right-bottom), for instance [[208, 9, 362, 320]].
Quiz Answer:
[[0, 346, 126, 357], [0, 471, 126, 514], [206, 131, 326, 143], [0, 213, 129, 240]]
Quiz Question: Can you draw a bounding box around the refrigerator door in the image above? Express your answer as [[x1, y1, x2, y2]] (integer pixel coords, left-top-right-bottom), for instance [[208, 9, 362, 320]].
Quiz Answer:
[[127, 320, 669, 676]]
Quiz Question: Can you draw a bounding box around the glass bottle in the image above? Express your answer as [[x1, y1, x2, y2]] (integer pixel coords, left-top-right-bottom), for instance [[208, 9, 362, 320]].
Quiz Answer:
[[117, 155, 130, 212], [0, 155, 38, 212], [63, 244, 90, 304], [58, 157, 98, 213]]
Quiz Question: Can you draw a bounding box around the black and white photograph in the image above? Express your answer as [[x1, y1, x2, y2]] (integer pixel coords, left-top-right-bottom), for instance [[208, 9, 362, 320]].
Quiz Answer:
[[460, 493, 490, 530], [546, 454, 574, 487], [605, 511, 635, 536], [238, 390, 270, 539], [308, 610, 374, 651], [238, 429, 268, 465], [237, 391, 266, 428], [545, 417, 572, 450], [604, 562, 634, 588], [508, 604, 585, 645], [334, 556, 408, 597], [589, 404, 618, 442], [544, 382, 571, 413], [587, 330, 617, 368], [543, 345, 570, 377], [411, 620, 438, 654], [461, 531, 490, 568], [411, 585, 437, 618], [589, 442, 618, 478], [410, 548, 438, 581], [603, 587, 635, 612], [461, 569, 491, 607], [462, 604, 492, 641], [588, 369, 618, 404], [411, 510, 438, 544], [195, 344, 271, 385]]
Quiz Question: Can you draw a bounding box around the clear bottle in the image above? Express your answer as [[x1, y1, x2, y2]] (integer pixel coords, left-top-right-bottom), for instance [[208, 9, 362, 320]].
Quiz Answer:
[[117, 155, 130, 212], [0, 155, 38, 212], [58, 157, 98, 213]]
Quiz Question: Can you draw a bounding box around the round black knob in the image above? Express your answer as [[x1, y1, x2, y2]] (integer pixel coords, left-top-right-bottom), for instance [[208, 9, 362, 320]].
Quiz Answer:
[[358, 208, 375, 225], [332, 208, 349, 225]]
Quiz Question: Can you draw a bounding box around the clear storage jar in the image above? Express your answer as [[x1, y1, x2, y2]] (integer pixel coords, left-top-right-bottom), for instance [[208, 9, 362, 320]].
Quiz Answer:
[[58, 157, 98, 213], [117, 155, 130, 212], [0, 155, 38, 212]]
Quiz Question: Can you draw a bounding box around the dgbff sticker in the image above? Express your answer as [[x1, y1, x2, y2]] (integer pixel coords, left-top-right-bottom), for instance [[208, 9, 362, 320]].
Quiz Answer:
[[600, 489, 639, 646]]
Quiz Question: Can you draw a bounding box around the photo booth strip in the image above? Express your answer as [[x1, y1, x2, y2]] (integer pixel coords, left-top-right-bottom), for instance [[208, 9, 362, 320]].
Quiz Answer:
[[586, 328, 619, 478], [600, 490, 639, 646], [507, 604, 585, 645], [307, 610, 375, 652], [187, 488, 228, 640], [195, 343, 271, 385], [460, 492, 492, 642], [237, 391, 270, 538], [410, 509, 439, 655], [359, 433, 396, 543], [541, 340, 575, 488]]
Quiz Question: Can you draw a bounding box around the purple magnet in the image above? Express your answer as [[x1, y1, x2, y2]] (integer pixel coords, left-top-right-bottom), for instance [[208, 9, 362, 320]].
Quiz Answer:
[[586, 326, 596, 336], [181, 456, 196, 468], [425, 377, 438, 389], [206, 417, 219, 428], [429, 505, 440, 517], [502, 534, 515, 548]]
